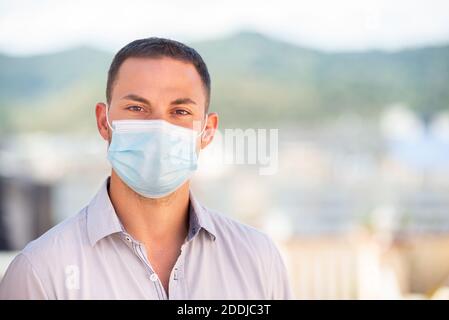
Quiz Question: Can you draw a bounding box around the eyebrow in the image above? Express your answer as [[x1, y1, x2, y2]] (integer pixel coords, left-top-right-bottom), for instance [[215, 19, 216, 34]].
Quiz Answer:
[[171, 98, 197, 106], [121, 94, 196, 107], [120, 94, 151, 105]]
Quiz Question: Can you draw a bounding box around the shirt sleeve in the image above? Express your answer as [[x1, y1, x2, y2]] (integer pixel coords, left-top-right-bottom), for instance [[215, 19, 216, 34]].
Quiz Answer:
[[268, 240, 294, 300], [0, 253, 48, 300]]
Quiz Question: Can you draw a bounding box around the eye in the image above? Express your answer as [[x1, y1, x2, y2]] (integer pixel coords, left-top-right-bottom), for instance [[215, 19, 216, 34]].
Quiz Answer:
[[173, 109, 191, 116], [126, 105, 144, 112]]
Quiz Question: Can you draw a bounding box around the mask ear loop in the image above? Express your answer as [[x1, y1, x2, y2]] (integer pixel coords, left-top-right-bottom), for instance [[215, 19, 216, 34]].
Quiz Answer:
[[198, 114, 209, 139], [105, 104, 114, 132]]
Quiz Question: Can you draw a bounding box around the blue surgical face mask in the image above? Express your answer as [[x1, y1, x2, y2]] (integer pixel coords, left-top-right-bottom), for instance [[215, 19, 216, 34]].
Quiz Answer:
[[106, 107, 207, 198]]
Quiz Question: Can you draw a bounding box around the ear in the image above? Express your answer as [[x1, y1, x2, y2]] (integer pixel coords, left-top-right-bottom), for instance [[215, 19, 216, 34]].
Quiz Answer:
[[200, 112, 218, 149], [95, 102, 110, 141]]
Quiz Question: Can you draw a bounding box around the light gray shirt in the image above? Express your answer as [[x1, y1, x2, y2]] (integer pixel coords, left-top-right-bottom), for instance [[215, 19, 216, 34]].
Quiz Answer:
[[0, 178, 292, 299]]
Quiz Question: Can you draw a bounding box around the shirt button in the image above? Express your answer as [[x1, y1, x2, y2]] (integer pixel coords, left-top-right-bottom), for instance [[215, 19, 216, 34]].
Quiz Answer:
[[125, 236, 131, 242], [150, 273, 159, 282]]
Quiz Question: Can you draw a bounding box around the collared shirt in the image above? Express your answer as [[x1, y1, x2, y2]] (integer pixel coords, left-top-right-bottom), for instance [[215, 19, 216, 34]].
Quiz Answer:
[[0, 178, 293, 299]]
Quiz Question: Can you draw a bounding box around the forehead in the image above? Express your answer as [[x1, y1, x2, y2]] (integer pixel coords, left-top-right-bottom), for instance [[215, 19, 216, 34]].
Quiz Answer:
[[112, 57, 206, 105]]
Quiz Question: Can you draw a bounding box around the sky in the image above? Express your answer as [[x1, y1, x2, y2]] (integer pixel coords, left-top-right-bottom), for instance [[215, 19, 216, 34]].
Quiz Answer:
[[1, 0, 449, 55]]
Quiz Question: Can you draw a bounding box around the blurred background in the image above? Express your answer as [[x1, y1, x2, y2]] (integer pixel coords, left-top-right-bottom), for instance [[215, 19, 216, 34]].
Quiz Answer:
[[1, 0, 449, 299]]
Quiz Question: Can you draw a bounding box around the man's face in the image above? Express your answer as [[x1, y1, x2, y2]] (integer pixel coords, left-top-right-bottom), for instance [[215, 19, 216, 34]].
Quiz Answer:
[[96, 57, 217, 150]]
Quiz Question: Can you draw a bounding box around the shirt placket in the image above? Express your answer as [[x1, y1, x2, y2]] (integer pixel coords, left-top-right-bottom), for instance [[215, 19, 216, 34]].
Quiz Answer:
[[169, 225, 201, 299], [168, 244, 187, 299], [122, 233, 166, 300]]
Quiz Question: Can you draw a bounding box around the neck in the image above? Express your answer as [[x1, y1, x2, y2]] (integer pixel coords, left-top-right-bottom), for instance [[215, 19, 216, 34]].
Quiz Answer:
[[108, 171, 190, 245]]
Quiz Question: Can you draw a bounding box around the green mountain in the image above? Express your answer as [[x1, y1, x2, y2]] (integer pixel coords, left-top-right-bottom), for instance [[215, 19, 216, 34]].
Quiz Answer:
[[1, 31, 448, 132]]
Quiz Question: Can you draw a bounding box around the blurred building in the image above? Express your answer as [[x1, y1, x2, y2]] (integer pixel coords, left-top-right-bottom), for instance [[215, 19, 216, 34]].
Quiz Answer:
[[0, 176, 52, 250], [279, 230, 449, 299]]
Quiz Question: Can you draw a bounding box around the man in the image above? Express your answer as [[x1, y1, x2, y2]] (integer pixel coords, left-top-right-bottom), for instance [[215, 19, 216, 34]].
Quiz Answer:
[[0, 38, 292, 299]]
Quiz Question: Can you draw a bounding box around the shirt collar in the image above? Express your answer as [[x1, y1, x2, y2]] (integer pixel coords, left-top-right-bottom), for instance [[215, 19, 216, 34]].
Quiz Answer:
[[87, 178, 124, 246], [188, 190, 217, 241], [87, 178, 217, 247]]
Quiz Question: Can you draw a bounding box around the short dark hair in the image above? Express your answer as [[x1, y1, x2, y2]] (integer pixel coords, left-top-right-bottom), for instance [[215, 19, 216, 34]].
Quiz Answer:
[[106, 37, 211, 111]]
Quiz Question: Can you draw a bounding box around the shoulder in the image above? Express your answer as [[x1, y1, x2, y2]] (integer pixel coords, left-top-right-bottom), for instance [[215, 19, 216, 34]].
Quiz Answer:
[[0, 208, 88, 299], [20, 207, 88, 269], [205, 207, 280, 261], [203, 208, 294, 299]]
